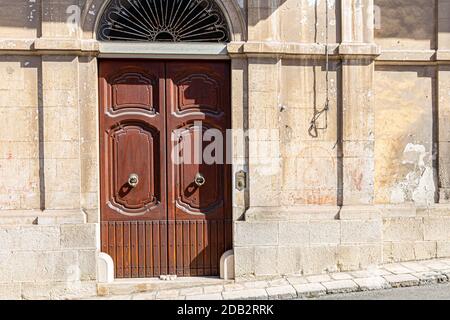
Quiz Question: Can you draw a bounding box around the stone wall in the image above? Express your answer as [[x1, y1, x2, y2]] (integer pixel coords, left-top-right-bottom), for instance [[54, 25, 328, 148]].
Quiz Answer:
[[234, 206, 450, 278], [233, 0, 450, 279], [0, 222, 97, 299], [0, 0, 450, 296]]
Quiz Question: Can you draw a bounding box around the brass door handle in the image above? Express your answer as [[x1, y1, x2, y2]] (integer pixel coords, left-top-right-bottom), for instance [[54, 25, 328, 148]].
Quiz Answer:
[[194, 173, 206, 187], [128, 173, 139, 188]]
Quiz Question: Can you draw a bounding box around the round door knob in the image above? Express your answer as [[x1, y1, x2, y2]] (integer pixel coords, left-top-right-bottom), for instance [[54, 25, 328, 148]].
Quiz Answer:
[[194, 173, 206, 187], [128, 173, 139, 188]]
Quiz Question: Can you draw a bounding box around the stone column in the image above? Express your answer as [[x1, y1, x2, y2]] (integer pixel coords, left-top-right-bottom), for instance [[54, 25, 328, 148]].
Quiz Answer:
[[230, 57, 250, 221], [37, 1, 89, 215], [41, 56, 81, 210], [78, 56, 99, 222], [341, 0, 374, 44], [40, 0, 81, 39], [437, 0, 450, 202], [340, 0, 377, 206]]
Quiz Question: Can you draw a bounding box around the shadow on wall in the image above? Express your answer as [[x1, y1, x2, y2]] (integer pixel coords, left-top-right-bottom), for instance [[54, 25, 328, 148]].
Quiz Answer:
[[0, 0, 288, 34], [0, 1, 41, 31], [375, 0, 437, 48]]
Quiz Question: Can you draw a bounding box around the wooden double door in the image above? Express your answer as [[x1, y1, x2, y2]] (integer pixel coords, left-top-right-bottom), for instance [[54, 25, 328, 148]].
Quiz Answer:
[[99, 60, 232, 278]]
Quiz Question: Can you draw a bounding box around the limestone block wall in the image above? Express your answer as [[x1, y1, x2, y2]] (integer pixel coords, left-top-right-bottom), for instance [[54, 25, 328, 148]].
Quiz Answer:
[[0, 223, 97, 299], [0, 1, 100, 299], [0, 0, 450, 292], [247, 58, 340, 206], [0, 56, 40, 209], [233, 0, 450, 278]]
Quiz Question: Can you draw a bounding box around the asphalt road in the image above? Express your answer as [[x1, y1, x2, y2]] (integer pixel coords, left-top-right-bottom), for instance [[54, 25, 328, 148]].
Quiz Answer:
[[311, 283, 450, 300]]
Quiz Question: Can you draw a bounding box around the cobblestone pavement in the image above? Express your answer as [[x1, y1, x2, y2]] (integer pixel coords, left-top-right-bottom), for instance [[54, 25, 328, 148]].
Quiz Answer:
[[88, 258, 450, 300]]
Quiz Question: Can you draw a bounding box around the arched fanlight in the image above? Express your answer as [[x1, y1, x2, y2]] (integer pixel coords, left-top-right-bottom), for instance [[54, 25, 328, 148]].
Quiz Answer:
[[98, 0, 230, 42]]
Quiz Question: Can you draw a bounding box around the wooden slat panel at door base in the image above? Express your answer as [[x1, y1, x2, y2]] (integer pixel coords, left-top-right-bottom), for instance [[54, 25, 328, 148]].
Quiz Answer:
[[183, 221, 190, 277], [145, 222, 153, 277], [138, 222, 146, 278], [131, 222, 139, 278], [175, 221, 184, 277], [168, 220, 176, 275], [115, 222, 124, 278], [100, 220, 231, 278], [197, 221, 205, 276], [204, 221, 212, 276]]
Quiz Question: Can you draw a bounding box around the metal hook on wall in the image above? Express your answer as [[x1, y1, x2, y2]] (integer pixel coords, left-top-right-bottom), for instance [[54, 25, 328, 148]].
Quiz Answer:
[[308, 0, 331, 138]]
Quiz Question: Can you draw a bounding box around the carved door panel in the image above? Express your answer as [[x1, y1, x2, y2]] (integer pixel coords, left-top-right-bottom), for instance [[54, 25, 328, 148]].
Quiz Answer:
[[166, 61, 232, 276], [100, 60, 231, 278], [99, 60, 168, 278]]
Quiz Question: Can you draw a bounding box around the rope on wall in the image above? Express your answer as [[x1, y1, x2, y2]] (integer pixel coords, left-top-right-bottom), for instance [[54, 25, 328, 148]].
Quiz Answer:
[[308, 0, 331, 138]]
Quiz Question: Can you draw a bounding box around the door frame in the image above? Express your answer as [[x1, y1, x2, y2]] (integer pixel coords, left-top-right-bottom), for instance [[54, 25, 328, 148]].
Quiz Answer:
[[95, 48, 249, 278]]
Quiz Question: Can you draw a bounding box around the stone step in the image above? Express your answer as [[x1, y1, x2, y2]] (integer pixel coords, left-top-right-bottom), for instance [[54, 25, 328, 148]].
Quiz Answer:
[[97, 277, 233, 297]]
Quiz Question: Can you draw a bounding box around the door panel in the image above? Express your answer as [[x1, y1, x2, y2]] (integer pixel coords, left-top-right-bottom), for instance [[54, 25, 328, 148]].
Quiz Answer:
[[100, 60, 168, 277], [100, 60, 231, 278], [166, 61, 232, 276]]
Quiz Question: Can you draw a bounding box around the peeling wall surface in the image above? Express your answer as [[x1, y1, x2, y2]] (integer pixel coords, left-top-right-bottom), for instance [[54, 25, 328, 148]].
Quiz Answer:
[[1, 0, 450, 298]]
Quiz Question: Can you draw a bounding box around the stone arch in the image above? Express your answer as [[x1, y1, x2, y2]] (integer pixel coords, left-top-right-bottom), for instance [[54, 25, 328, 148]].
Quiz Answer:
[[81, 0, 246, 42]]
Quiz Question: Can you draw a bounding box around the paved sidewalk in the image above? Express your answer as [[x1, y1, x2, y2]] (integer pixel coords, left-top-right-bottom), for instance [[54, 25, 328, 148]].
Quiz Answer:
[[315, 282, 450, 300], [88, 258, 450, 300]]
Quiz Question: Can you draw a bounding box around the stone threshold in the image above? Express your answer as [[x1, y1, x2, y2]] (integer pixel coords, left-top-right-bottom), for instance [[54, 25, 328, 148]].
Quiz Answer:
[[97, 277, 234, 297], [85, 258, 450, 300]]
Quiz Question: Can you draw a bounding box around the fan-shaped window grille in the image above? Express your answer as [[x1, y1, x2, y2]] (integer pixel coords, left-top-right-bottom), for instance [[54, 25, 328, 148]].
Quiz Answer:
[[98, 0, 230, 42]]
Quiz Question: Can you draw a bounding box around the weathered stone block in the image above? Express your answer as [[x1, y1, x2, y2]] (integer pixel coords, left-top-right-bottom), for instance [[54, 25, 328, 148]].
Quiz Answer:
[[424, 217, 450, 241], [234, 222, 278, 247], [341, 219, 382, 244], [322, 280, 359, 294], [234, 247, 255, 278], [60, 223, 97, 249], [413, 271, 447, 285], [6, 251, 76, 282], [414, 241, 437, 260], [337, 244, 382, 271], [384, 242, 415, 263], [353, 277, 391, 291], [276, 246, 307, 275], [266, 285, 297, 300], [78, 249, 97, 281], [0, 283, 21, 300], [383, 217, 424, 242], [302, 245, 339, 275], [254, 247, 278, 276], [309, 220, 340, 245], [20, 281, 97, 300], [437, 241, 450, 258], [293, 283, 327, 298], [383, 274, 420, 288], [278, 221, 309, 246]]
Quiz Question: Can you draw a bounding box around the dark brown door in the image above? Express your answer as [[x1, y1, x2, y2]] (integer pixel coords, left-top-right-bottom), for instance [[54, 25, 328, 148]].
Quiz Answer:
[[99, 60, 232, 278]]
